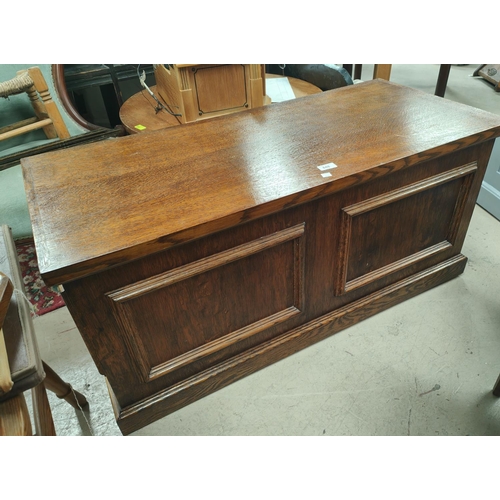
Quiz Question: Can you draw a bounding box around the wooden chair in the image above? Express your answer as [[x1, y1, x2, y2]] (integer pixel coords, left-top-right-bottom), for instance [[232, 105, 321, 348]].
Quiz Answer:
[[0, 225, 88, 435], [347, 64, 452, 97], [0, 66, 70, 144]]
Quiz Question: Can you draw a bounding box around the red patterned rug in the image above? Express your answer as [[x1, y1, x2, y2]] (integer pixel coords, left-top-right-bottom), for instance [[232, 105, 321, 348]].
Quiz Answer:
[[15, 239, 65, 316]]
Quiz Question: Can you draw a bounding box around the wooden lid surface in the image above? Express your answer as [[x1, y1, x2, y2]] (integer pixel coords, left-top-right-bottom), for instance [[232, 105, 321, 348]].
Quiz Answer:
[[22, 80, 500, 285]]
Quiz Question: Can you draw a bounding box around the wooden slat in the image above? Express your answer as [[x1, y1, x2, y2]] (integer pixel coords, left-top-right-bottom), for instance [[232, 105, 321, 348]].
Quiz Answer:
[[0, 118, 52, 142], [0, 274, 14, 394], [373, 64, 392, 80], [0, 329, 13, 394], [0, 117, 38, 135]]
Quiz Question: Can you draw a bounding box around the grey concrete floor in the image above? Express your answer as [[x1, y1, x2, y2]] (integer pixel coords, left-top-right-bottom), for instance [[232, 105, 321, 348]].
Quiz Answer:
[[27, 65, 500, 436]]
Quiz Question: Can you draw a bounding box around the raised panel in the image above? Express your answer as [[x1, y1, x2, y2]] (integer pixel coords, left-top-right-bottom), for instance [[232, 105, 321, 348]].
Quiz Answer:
[[107, 224, 305, 381], [335, 163, 477, 295], [194, 64, 248, 114]]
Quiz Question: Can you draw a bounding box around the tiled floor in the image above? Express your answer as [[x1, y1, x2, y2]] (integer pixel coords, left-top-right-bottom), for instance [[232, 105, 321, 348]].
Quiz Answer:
[[23, 65, 500, 436]]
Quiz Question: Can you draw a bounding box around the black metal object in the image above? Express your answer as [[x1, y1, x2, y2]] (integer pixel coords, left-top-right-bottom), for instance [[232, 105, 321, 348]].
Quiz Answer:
[[265, 64, 353, 90]]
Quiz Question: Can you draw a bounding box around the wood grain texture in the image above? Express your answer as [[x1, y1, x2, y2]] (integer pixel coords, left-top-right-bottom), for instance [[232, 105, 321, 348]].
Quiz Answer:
[[106, 224, 305, 382], [0, 394, 32, 436], [0, 273, 13, 329], [22, 79, 500, 434], [31, 383, 56, 436], [114, 254, 468, 434], [0, 274, 14, 394], [107, 223, 304, 302], [22, 79, 500, 286], [335, 163, 477, 294], [0, 327, 13, 395], [373, 64, 392, 80], [195, 65, 248, 113], [60, 140, 492, 418], [0, 128, 122, 172], [154, 64, 186, 121]]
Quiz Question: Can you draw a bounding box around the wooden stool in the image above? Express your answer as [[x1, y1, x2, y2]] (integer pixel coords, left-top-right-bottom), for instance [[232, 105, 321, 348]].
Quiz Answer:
[[0, 66, 70, 144], [0, 226, 87, 435]]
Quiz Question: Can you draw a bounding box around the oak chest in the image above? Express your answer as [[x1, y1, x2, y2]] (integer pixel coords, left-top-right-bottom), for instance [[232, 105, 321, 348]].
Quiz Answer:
[[22, 80, 500, 434]]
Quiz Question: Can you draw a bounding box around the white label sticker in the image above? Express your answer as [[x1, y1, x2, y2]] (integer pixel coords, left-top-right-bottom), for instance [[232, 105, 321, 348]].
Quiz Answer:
[[321, 172, 332, 178], [317, 162, 337, 171]]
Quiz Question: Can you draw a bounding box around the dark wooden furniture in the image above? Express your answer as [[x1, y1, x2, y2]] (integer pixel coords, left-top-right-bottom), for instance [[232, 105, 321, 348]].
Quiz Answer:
[[21, 80, 500, 434], [435, 64, 452, 97], [493, 374, 500, 397], [346, 64, 452, 97]]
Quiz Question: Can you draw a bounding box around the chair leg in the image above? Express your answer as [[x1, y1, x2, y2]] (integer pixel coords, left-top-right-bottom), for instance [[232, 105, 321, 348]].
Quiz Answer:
[[42, 361, 88, 410], [493, 373, 500, 397], [31, 383, 56, 436], [435, 64, 451, 97], [373, 64, 392, 80], [27, 67, 71, 140], [17, 68, 58, 140], [0, 394, 32, 436], [25, 84, 59, 139]]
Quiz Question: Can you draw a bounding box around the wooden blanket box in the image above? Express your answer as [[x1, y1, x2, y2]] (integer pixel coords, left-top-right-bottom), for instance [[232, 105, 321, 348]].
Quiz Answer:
[[21, 80, 500, 434]]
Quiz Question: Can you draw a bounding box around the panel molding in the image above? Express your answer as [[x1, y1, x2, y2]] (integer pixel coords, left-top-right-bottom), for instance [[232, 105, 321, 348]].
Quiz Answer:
[[115, 254, 468, 435], [107, 224, 306, 382], [343, 163, 477, 217], [149, 306, 300, 380], [108, 224, 305, 302], [193, 64, 248, 115], [344, 241, 452, 293], [335, 163, 477, 295]]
